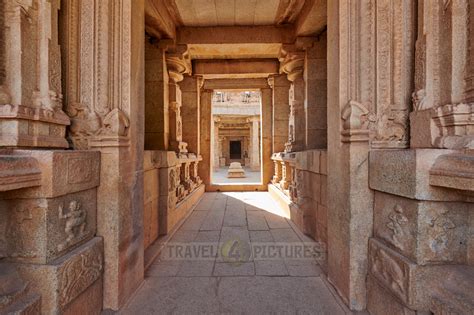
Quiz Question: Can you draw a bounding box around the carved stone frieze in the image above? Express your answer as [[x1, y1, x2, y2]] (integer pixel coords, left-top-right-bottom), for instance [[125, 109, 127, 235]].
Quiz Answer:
[[16, 237, 103, 314], [369, 239, 411, 304]]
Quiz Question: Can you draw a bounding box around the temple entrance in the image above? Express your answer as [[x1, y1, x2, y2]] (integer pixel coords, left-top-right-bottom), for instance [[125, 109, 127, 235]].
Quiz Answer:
[[211, 90, 262, 185]]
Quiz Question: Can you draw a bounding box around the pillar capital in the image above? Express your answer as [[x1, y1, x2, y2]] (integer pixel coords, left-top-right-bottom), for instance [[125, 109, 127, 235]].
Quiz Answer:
[[165, 45, 192, 83], [278, 46, 305, 82]]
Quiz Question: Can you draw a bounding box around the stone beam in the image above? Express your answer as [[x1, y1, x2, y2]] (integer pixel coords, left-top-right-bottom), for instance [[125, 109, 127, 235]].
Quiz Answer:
[[177, 26, 295, 45], [193, 59, 279, 78], [203, 78, 270, 90], [145, 0, 176, 39], [295, 0, 327, 36]]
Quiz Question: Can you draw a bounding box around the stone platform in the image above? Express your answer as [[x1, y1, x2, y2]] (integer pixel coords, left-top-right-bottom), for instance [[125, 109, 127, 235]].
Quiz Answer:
[[227, 162, 246, 178]]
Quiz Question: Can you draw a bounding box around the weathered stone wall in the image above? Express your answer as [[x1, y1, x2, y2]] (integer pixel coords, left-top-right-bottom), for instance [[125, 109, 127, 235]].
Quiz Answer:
[[0, 150, 103, 314]]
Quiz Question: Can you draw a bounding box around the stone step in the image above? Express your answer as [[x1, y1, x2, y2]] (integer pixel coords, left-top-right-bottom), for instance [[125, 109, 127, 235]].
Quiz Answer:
[[0, 264, 40, 314], [0, 292, 41, 315], [430, 266, 474, 314], [0, 265, 28, 310]]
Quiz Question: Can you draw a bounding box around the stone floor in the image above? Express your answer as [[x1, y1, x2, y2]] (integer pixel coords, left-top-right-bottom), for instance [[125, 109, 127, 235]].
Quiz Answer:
[[212, 167, 262, 185], [120, 192, 351, 314]]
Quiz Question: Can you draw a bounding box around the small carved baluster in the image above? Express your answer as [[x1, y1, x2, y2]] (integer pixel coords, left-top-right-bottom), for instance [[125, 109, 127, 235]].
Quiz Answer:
[[175, 164, 185, 203], [272, 160, 282, 184], [288, 167, 298, 202], [192, 161, 202, 186], [280, 161, 291, 191]]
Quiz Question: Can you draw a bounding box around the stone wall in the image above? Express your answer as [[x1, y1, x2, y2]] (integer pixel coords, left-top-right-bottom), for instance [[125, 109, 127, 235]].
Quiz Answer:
[[367, 149, 474, 314]]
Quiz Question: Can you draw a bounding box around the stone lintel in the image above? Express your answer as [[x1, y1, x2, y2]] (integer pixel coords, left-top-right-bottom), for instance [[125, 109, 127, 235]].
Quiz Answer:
[[203, 78, 270, 90], [177, 25, 295, 45], [193, 59, 279, 77]]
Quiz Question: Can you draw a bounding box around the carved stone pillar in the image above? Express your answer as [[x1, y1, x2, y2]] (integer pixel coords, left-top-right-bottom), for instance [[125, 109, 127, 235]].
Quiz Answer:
[[199, 88, 213, 186], [144, 39, 168, 150], [466, 0, 474, 102], [280, 49, 306, 153], [249, 116, 260, 171], [268, 74, 290, 153], [0, 0, 70, 148], [180, 75, 202, 154], [213, 116, 220, 171], [166, 47, 191, 157], [68, 0, 145, 310], [327, 0, 376, 310]]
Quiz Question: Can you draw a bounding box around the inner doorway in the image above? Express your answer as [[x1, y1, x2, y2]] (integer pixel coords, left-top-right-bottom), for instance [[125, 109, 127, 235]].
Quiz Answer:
[[229, 141, 242, 160], [211, 90, 262, 185]]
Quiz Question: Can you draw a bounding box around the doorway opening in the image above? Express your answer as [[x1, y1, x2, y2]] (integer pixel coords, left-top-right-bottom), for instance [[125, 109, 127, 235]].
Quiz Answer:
[[229, 141, 242, 160], [211, 90, 262, 185]]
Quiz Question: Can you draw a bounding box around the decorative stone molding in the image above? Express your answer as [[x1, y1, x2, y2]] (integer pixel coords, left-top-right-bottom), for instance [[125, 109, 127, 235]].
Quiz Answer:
[[429, 152, 474, 192], [279, 47, 305, 82], [431, 103, 474, 149], [165, 45, 192, 83]]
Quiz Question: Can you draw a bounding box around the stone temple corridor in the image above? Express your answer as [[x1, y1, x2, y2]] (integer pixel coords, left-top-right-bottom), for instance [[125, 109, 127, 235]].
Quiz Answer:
[[1, 0, 473, 314], [121, 192, 348, 314]]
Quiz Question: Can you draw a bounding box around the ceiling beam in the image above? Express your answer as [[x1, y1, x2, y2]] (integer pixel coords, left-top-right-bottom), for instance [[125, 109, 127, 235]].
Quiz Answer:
[[295, 0, 327, 36], [177, 26, 295, 45], [193, 59, 279, 77], [145, 0, 177, 39]]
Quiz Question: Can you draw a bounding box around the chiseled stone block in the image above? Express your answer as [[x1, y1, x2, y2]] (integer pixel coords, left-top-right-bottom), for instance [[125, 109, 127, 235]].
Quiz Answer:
[[16, 237, 103, 315], [0, 189, 97, 264], [367, 275, 415, 315], [374, 191, 471, 265], [369, 149, 465, 201], [3, 150, 100, 199], [368, 238, 444, 310]]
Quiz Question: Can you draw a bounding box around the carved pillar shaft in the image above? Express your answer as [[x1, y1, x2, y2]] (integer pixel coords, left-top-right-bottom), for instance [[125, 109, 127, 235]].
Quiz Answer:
[[465, 0, 474, 101], [280, 50, 306, 153], [268, 74, 290, 153], [372, 0, 414, 149], [250, 116, 260, 171]]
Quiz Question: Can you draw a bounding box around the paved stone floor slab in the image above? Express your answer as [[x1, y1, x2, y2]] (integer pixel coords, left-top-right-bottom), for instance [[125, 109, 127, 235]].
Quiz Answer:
[[121, 192, 347, 314]]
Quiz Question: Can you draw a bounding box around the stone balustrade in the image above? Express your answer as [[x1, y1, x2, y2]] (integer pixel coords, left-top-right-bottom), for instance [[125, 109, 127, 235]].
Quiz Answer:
[[143, 150, 204, 260], [269, 149, 328, 270]]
